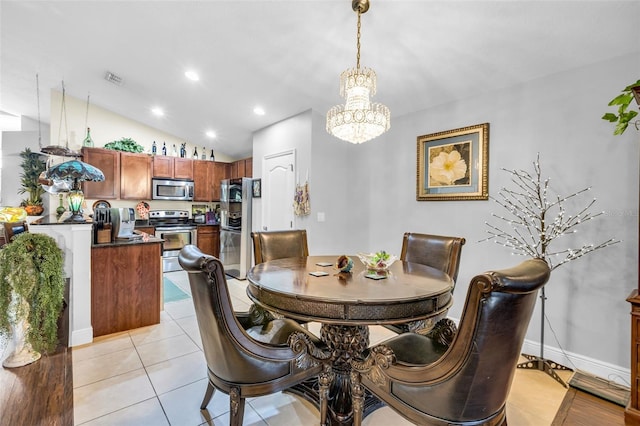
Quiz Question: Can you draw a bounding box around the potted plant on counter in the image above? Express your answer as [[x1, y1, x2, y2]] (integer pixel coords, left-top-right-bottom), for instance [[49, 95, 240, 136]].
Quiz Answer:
[[0, 232, 65, 367], [18, 148, 46, 216]]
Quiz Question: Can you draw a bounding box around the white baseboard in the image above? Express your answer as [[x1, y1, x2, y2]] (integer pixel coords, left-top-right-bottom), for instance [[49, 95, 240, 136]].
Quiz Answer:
[[70, 327, 93, 347], [521, 339, 630, 388]]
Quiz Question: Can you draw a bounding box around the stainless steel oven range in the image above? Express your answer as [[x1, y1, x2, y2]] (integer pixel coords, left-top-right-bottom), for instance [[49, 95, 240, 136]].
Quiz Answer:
[[149, 210, 197, 272]]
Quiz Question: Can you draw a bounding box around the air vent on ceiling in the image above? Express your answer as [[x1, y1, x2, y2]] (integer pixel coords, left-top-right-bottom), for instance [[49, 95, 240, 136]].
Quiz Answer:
[[104, 71, 124, 86]]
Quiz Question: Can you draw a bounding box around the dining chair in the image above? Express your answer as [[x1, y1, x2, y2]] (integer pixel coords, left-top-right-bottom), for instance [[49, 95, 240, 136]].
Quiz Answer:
[[251, 229, 309, 264], [251, 230, 311, 328], [2, 221, 28, 245], [386, 232, 466, 334], [350, 258, 551, 426], [178, 245, 324, 425]]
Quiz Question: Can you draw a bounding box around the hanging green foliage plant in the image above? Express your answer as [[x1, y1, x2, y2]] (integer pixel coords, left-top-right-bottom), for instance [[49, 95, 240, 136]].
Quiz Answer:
[[0, 233, 65, 354]]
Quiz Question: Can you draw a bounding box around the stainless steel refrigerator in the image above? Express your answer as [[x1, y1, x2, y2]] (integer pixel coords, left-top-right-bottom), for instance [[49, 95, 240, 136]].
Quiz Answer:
[[219, 177, 253, 279]]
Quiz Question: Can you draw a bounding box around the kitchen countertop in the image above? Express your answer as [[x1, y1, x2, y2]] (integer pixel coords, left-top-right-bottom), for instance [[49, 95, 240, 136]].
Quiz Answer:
[[31, 215, 94, 225], [92, 235, 163, 248]]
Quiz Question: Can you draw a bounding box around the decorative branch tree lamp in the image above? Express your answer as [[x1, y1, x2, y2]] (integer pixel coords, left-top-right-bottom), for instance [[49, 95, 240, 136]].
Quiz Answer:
[[44, 160, 104, 222], [482, 153, 618, 387]]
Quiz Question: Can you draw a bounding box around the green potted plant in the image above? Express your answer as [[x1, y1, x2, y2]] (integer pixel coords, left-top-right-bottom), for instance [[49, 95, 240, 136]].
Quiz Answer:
[[602, 79, 640, 135], [18, 148, 46, 216], [0, 232, 65, 367]]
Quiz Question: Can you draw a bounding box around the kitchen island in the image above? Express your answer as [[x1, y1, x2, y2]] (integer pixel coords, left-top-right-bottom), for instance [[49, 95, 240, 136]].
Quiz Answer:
[[91, 236, 163, 337]]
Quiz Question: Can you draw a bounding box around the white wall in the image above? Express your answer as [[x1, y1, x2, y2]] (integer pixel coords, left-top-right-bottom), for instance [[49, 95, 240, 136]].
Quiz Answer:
[[49, 90, 235, 163], [0, 116, 50, 209], [357, 53, 640, 376], [252, 109, 312, 234], [252, 53, 639, 382]]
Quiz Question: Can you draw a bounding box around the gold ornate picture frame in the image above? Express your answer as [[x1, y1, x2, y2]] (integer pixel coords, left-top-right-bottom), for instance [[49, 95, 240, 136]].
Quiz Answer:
[[417, 123, 489, 201]]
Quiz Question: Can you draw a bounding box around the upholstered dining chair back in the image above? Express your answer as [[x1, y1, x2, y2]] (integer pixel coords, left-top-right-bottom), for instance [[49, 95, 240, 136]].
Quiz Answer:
[[400, 232, 466, 284], [2, 221, 28, 245], [251, 230, 309, 264], [178, 245, 322, 424], [351, 258, 551, 426]]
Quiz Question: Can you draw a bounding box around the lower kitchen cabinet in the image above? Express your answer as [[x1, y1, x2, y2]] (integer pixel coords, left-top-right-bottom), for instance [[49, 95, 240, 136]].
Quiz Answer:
[[197, 224, 220, 257], [91, 241, 162, 337]]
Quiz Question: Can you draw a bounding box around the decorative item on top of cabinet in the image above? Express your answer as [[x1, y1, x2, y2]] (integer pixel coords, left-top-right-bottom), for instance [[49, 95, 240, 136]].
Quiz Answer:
[[197, 225, 220, 257], [82, 147, 120, 199], [152, 156, 194, 180], [120, 152, 151, 200]]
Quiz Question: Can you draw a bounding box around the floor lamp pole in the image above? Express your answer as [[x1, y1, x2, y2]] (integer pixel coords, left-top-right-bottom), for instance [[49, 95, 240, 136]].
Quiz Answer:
[[517, 286, 572, 387]]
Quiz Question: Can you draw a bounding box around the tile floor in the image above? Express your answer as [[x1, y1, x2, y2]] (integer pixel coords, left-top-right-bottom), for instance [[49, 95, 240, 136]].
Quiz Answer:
[[72, 271, 572, 425]]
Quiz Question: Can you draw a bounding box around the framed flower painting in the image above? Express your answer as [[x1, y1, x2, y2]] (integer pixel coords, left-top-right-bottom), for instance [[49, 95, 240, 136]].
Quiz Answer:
[[417, 123, 489, 201]]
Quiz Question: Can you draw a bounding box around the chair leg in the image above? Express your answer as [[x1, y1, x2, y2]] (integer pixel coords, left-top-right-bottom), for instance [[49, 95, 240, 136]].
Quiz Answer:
[[200, 381, 216, 409], [350, 370, 364, 426], [319, 364, 334, 426], [229, 387, 245, 426]]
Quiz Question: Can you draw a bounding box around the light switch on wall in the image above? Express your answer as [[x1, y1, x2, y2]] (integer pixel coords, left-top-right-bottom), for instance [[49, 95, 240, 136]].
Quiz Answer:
[[317, 212, 325, 222]]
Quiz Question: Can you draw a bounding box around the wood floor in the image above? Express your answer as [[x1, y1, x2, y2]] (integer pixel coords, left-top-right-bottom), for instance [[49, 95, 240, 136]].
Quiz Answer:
[[552, 387, 625, 425], [0, 281, 72, 426], [0, 343, 73, 426]]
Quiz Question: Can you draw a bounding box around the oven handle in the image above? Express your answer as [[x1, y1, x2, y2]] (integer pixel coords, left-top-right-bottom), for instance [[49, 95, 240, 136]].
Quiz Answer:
[[154, 226, 197, 232]]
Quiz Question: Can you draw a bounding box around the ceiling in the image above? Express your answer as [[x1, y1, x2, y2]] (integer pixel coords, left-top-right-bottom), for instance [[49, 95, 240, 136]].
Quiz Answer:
[[1, 1, 639, 159]]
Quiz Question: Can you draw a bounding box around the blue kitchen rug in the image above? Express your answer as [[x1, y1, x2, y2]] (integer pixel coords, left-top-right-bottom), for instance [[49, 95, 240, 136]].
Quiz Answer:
[[163, 277, 190, 303]]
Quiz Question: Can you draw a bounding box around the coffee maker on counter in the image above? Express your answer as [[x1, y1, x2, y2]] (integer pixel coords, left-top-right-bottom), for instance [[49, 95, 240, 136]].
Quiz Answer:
[[110, 207, 138, 240]]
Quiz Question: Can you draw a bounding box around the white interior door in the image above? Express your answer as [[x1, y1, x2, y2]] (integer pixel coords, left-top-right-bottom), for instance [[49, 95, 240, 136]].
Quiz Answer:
[[262, 150, 295, 231]]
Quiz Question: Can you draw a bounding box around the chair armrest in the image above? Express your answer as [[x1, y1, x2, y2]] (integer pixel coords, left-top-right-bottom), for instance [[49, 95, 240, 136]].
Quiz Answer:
[[351, 318, 459, 386]]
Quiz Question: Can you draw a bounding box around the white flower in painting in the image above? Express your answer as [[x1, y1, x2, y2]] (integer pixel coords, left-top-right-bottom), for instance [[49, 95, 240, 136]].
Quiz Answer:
[[429, 150, 467, 186]]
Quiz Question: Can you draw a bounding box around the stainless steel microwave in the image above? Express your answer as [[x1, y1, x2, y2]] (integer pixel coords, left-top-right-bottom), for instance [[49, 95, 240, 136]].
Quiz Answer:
[[152, 178, 194, 201]]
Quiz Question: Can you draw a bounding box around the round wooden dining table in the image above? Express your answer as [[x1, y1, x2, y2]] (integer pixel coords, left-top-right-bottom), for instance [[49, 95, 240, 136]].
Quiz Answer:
[[246, 255, 454, 426]]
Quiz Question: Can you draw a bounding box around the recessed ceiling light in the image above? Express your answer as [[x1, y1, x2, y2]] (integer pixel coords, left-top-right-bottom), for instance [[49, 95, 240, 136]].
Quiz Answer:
[[151, 107, 164, 116], [206, 130, 216, 139], [253, 106, 265, 116], [185, 71, 200, 81]]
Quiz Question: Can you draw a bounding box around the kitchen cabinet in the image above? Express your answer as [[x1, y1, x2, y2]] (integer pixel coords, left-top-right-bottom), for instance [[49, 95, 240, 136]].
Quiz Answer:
[[193, 160, 213, 201], [197, 225, 220, 257], [91, 240, 162, 337], [82, 147, 120, 199], [194, 160, 229, 201], [230, 158, 253, 179], [120, 152, 151, 200], [212, 162, 228, 200], [152, 156, 194, 180]]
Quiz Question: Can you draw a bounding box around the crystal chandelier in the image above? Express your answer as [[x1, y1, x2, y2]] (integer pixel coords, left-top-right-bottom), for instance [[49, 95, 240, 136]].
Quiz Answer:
[[326, 0, 390, 144]]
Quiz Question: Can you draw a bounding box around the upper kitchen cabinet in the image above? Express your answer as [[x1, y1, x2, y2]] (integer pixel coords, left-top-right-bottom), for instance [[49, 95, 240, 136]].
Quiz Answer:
[[193, 160, 213, 201], [152, 156, 194, 180], [120, 152, 151, 200], [82, 147, 120, 199], [193, 160, 231, 201], [230, 158, 252, 179], [212, 162, 228, 200]]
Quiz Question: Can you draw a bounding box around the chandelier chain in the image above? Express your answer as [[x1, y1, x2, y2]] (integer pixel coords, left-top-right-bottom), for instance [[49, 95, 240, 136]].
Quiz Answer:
[[356, 10, 361, 70]]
